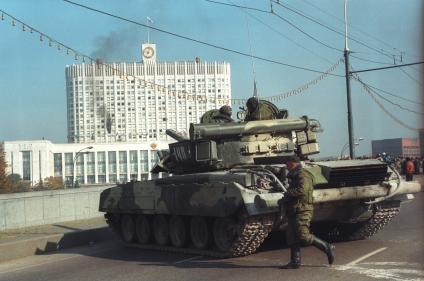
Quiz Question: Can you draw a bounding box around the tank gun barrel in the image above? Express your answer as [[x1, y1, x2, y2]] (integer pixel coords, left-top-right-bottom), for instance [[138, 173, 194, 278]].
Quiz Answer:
[[190, 118, 308, 140], [166, 129, 189, 142]]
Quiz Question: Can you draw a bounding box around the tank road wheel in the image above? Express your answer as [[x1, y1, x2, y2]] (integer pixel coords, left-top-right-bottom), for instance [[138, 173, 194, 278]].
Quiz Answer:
[[190, 217, 211, 250], [153, 215, 169, 245], [121, 214, 137, 243], [135, 215, 151, 245], [169, 216, 188, 248], [213, 218, 237, 253]]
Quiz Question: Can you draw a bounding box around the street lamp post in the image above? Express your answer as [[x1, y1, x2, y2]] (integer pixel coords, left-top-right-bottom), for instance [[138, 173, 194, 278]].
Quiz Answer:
[[340, 138, 364, 159], [72, 146, 93, 188]]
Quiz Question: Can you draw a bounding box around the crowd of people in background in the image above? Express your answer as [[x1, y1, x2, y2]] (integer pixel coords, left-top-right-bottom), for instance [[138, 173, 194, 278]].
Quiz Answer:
[[377, 153, 423, 181], [391, 156, 423, 181], [345, 153, 423, 182]]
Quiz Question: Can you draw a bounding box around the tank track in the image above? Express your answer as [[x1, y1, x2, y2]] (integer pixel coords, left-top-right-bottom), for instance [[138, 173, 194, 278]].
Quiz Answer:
[[106, 214, 274, 258], [325, 206, 400, 242]]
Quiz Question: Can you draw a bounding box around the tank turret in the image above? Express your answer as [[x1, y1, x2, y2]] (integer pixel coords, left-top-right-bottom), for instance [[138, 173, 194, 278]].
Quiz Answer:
[[158, 113, 322, 174]]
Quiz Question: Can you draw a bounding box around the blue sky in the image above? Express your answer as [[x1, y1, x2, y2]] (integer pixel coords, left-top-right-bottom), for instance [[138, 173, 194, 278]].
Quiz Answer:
[[0, 0, 422, 157]]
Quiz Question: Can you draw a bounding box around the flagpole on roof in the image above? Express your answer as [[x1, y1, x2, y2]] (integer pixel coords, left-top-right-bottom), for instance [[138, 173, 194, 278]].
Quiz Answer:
[[147, 16, 153, 43]]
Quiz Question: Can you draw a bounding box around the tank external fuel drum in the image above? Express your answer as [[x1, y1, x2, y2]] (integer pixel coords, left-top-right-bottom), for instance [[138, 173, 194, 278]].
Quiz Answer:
[[190, 118, 308, 140]]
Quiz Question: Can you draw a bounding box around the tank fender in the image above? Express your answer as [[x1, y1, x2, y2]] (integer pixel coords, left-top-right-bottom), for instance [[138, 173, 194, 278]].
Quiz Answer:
[[313, 181, 421, 203], [236, 182, 284, 216]]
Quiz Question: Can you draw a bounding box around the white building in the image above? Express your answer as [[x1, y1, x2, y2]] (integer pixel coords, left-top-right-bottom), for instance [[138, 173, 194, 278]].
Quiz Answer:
[[2, 140, 169, 186], [65, 43, 231, 143]]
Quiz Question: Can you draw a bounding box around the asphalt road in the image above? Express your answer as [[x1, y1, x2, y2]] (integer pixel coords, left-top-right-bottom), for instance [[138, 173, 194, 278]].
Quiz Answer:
[[0, 192, 423, 281]]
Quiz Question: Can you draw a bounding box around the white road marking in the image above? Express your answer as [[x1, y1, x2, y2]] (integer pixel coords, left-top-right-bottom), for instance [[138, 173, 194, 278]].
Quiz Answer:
[[335, 263, 424, 281], [174, 256, 202, 264], [361, 261, 422, 266], [346, 247, 387, 265], [406, 193, 415, 200]]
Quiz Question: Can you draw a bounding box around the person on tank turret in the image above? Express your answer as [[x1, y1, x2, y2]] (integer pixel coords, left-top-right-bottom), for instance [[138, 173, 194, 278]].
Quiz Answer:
[[213, 105, 233, 123], [200, 105, 234, 124], [279, 155, 335, 269], [244, 97, 260, 121]]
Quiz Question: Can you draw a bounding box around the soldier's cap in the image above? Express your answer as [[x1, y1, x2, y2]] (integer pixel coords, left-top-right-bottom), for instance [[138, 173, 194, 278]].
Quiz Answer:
[[285, 155, 300, 163]]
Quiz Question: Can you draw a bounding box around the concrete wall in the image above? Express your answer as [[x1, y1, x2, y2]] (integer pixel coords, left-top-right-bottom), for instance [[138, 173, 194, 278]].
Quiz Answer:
[[0, 186, 113, 231]]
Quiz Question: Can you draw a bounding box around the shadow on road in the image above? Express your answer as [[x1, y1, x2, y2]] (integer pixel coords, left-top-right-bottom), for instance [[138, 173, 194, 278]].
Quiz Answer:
[[35, 229, 334, 271]]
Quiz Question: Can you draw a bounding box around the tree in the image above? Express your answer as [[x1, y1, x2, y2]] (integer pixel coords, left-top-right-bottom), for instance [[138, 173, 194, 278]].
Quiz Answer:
[[0, 145, 12, 193], [5, 173, 30, 193], [44, 176, 64, 189]]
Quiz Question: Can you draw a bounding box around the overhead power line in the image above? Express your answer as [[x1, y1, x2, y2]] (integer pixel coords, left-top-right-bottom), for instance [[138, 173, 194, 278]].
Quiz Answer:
[[350, 61, 424, 74], [350, 54, 394, 66], [271, 0, 396, 60], [299, 0, 412, 58], [365, 83, 423, 106], [205, 0, 269, 13], [353, 75, 421, 131], [0, 8, 342, 106], [225, 0, 334, 64], [368, 88, 423, 115], [0, 9, 215, 103], [399, 68, 423, 87], [270, 10, 342, 52], [62, 0, 344, 77], [205, 0, 342, 52]]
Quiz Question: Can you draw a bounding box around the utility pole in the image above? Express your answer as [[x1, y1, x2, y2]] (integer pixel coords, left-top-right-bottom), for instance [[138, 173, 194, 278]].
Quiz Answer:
[[344, 0, 355, 159]]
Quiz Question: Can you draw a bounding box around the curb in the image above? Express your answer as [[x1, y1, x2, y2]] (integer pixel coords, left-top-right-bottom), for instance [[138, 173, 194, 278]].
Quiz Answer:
[[0, 227, 114, 263]]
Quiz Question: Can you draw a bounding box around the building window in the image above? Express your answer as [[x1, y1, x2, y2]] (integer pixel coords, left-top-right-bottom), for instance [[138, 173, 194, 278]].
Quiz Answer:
[[87, 152, 95, 176], [22, 151, 31, 181], [97, 152, 106, 175], [130, 150, 138, 178], [65, 153, 73, 176], [119, 151, 127, 173], [87, 175, 95, 184], [98, 175, 106, 183], [109, 174, 117, 183], [54, 153, 62, 177], [76, 175, 84, 184], [151, 150, 158, 167], [140, 150, 148, 172], [119, 174, 127, 183], [108, 151, 116, 174], [75, 153, 84, 177]]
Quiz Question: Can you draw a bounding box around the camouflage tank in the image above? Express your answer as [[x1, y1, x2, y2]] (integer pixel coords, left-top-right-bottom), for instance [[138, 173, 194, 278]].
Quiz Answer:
[[99, 100, 421, 258]]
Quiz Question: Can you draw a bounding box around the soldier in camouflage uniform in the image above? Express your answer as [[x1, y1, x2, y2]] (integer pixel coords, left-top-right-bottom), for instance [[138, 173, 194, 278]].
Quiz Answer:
[[281, 155, 335, 269], [244, 97, 280, 121], [213, 105, 233, 123], [200, 105, 233, 124], [244, 97, 260, 121]]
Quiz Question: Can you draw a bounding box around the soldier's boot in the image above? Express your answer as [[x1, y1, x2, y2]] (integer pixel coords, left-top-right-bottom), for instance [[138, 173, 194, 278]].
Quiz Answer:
[[280, 245, 301, 269], [312, 237, 335, 265]]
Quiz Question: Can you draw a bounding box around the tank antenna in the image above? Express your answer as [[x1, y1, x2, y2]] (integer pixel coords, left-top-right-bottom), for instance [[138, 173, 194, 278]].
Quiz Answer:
[[243, 7, 261, 118]]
